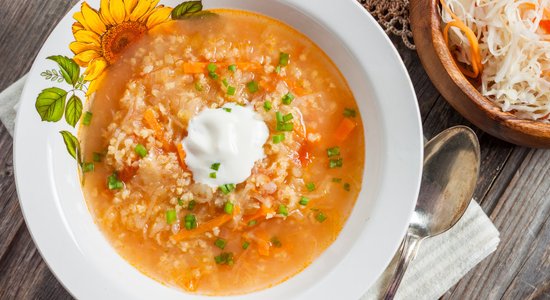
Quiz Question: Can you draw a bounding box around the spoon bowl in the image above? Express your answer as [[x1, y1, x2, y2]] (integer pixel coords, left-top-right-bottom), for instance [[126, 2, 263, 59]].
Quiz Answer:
[[410, 126, 480, 237], [383, 126, 480, 299]]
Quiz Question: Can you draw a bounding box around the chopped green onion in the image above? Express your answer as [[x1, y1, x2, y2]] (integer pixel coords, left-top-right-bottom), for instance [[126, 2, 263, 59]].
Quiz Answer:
[[188, 200, 196, 210], [277, 123, 294, 132], [134, 144, 147, 158], [306, 182, 315, 191], [242, 241, 250, 249], [219, 183, 236, 195], [247, 81, 259, 93], [329, 158, 343, 168], [279, 52, 290, 66], [184, 214, 197, 230], [223, 107, 232, 112], [315, 212, 327, 223], [299, 196, 310, 206], [278, 204, 289, 216], [83, 112, 93, 126], [92, 152, 103, 162], [227, 86, 236, 96], [275, 111, 283, 123], [332, 178, 342, 183], [166, 209, 177, 224], [81, 162, 94, 173], [263, 101, 272, 111], [207, 63, 217, 72], [178, 198, 184, 206], [222, 78, 229, 87], [209, 172, 217, 179], [195, 82, 203, 91], [214, 252, 234, 265], [326, 146, 340, 157], [228, 64, 237, 72], [247, 220, 257, 226], [343, 108, 356, 118], [209, 72, 219, 79], [107, 172, 123, 190], [211, 163, 221, 171], [224, 201, 234, 214], [281, 93, 294, 105], [344, 183, 351, 191], [282, 113, 293, 122], [214, 238, 227, 249], [271, 236, 282, 247], [275, 65, 281, 74], [272, 134, 285, 144]]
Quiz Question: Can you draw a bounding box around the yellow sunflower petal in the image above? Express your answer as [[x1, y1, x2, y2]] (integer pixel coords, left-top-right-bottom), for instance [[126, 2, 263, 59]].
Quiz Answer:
[[146, 6, 171, 28], [84, 58, 108, 81], [69, 41, 101, 55], [74, 49, 101, 66], [74, 30, 101, 46], [99, 0, 116, 26], [72, 22, 85, 34], [73, 12, 91, 32], [130, 0, 157, 21], [81, 2, 107, 35], [138, 4, 164, 23], [87, 71, 107, 95], [109, 0, 127, 23], [124, 0, 139, 16]]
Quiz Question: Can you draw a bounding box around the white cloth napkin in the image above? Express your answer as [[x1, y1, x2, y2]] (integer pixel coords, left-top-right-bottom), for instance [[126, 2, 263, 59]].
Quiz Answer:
[[0, 76, 500, 299]]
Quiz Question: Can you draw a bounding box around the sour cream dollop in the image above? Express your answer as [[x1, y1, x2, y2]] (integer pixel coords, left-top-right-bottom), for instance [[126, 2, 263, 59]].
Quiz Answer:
[[182, 103, 269, 187]]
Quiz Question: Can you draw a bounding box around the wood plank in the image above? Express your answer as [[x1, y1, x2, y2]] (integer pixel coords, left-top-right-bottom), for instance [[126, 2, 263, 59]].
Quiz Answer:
[[0, 126, 24, 261], [502, 215, 550, 300], [442, 148, 550, 299], [0, 0, 78, 89], [0, 225, 72, 300]]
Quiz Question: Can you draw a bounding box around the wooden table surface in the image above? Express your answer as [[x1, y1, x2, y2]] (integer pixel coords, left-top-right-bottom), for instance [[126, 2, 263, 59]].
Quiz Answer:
[[0, 1, 548, 299]]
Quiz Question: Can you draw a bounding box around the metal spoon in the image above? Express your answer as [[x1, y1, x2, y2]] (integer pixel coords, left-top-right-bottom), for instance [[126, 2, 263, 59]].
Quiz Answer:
[[382, 126, 480, 299]]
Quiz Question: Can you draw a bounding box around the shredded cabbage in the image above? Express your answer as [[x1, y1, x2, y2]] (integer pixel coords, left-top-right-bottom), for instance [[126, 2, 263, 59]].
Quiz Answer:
[[442, 0, 550, 121]]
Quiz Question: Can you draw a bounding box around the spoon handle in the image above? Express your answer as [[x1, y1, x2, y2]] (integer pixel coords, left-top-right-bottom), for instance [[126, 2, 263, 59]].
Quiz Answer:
[[382, 234, 423, 300]]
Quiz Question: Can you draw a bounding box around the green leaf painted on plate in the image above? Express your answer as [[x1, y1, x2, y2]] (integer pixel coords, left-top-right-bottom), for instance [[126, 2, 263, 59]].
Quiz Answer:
[[65, 94, 83, 127], [47, 55, 80, 86], [171, 1, 203, 19], [35, 87, 67, 122], [60, 130, 80, 161]]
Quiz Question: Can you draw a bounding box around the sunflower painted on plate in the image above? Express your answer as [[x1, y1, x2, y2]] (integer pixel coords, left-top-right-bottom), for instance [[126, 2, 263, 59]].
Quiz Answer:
[[70, 0, 172, 87]]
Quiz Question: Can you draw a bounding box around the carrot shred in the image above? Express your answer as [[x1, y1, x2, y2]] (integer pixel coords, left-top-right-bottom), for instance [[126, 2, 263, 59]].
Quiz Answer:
[[251, 230, 272, 256], [236, 62, 262, 71], [176, 143, 187, 169], [540, 20, 550, 34], [242, 205, 273, 225], [298, 142, 313, 167], [284, 79, 307, 96], [118, 165, 138, 182], [143, 108, 174, 152], [440, 0, 483, 78], [183, 62, 208, 74], [171, 213, 233, 242], [256, 238, 271, 256], [334, 118, 357, 143]]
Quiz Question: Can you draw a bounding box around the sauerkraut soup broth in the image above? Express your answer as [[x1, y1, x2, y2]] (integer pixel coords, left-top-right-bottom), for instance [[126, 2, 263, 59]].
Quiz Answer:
[[80, 10, 364, 295]]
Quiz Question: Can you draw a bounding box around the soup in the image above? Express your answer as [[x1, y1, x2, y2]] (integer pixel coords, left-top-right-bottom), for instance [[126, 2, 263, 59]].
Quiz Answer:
[[80, 9, 364, 295]]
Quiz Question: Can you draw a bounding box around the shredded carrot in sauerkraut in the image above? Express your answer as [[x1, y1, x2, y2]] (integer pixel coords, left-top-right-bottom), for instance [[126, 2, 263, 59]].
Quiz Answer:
[[441, 0, 550, 121]]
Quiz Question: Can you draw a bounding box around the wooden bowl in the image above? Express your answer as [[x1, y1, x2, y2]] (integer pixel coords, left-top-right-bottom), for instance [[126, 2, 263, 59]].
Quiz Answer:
[[410, 0, 550, 147]]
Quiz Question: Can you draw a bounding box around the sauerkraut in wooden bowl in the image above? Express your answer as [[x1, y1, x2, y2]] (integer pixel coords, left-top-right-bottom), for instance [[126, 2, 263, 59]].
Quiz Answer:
[[411, 0, 550, 147]]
